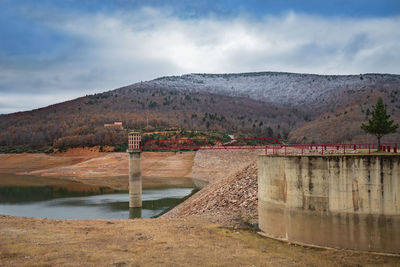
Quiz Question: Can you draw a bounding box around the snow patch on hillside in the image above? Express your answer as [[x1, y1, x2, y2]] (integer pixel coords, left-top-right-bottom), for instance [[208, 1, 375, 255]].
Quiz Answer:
[[146, 72, 400, 106]]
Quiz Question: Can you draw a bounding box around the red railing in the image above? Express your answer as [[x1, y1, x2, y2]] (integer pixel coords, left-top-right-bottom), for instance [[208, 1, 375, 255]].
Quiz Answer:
[[140, 137, 399, 154], [265, 143, 400, 155], [141, 137, 281, 151]]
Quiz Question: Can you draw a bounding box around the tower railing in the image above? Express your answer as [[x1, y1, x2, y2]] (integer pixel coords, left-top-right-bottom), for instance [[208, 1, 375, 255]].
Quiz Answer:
[[264, 142, 400, 155]]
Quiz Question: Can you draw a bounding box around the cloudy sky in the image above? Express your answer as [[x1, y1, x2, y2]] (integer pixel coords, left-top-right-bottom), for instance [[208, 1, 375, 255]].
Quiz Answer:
[[1, 0, 400, 114]]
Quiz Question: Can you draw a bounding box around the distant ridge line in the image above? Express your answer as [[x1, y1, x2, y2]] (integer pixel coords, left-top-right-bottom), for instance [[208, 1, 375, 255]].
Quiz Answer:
[[152, 71, 400, 81]]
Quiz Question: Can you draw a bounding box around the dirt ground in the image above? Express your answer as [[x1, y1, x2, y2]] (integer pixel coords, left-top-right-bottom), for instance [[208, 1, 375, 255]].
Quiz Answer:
[[1, 150, 400, 266], [1, 215, 399, 267]]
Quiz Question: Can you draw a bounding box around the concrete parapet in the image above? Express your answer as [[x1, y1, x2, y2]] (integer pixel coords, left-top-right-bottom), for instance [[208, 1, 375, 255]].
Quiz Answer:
[[258, 155, 400, 253]]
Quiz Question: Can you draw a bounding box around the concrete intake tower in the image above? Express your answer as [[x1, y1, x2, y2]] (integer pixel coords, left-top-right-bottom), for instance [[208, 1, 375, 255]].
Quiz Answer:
[[127, 132, 142, 209]]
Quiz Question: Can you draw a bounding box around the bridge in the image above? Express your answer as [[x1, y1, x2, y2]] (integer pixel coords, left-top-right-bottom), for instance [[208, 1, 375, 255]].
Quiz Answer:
[[134, 135, 400, 155]]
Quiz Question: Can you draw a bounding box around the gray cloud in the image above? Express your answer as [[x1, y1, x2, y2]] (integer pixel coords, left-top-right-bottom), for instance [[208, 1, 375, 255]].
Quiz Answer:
[[1, 9, 400, 113]]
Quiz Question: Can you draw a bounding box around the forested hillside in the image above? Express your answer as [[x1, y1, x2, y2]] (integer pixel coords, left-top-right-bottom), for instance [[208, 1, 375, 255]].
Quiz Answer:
[[1, 71, 399, 151], [0, 84, 305, 150]]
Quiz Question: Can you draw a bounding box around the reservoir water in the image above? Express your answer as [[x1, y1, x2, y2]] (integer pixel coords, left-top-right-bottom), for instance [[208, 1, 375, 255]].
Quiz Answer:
[[0, 186, 196, 219]]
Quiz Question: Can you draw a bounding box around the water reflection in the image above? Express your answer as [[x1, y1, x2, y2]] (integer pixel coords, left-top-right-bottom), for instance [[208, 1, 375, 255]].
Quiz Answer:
[[0, 186, 100, 203], [0, 187, 197, 219], [129, 208, 142, 219]]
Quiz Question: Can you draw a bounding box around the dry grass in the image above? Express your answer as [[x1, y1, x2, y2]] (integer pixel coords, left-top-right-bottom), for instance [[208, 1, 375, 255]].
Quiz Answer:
[[0, 215, 399, 266]]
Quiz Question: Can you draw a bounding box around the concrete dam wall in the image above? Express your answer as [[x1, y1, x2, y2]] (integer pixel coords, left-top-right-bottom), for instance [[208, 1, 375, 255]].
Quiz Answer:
[[258, 155, 400, 253]]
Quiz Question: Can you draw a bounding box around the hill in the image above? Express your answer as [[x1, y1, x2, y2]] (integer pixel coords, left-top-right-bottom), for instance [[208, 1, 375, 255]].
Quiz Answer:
[[0, 71, 399, 150]]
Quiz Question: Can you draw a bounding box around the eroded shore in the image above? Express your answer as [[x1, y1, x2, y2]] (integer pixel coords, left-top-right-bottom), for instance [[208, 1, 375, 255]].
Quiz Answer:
[[0, 148, 195, 190]]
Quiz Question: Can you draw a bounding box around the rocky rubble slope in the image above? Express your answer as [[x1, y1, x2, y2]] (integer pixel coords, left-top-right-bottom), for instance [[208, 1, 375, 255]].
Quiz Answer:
[[165, 162, 258, 226]]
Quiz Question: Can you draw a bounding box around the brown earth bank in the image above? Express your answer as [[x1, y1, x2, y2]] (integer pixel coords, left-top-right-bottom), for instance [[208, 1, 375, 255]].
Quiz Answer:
[[0, 149, 195, 190]]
